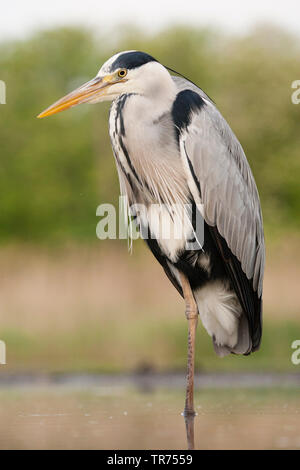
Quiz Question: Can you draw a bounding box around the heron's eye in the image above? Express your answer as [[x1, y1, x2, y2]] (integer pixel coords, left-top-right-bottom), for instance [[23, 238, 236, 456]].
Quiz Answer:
[[118, 69, 127, 78]]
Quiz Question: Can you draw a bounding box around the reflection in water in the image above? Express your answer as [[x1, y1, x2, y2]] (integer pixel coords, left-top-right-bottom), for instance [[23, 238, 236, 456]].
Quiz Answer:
[[184, 413, 195, 450], [1, 386, 300, 449]]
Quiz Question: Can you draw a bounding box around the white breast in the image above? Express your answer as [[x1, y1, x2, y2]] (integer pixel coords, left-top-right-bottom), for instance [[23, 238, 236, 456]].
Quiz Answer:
[[141, 203, 194, 262], [110, 94, 195, 261]]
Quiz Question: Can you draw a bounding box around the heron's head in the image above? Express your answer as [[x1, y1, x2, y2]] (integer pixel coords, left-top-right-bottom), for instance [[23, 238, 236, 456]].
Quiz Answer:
[[38, 51, 174, 118]]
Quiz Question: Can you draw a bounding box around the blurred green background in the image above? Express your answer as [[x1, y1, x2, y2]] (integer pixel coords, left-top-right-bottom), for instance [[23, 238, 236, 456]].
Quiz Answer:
[[0, 24, 300, 374]]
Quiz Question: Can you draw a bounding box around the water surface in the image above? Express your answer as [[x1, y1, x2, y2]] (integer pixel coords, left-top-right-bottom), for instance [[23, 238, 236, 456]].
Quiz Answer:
[[0, 379, 300, 449]]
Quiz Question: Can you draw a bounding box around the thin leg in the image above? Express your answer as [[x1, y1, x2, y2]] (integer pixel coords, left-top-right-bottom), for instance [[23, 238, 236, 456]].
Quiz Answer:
[[179, 271, 198, 417], [184, 413, 195, 450]]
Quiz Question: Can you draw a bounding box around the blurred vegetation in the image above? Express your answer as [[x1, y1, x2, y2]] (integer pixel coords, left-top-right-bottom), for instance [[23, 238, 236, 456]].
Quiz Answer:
[[0, 24, 299, 244], [2, 319, 300, 374]]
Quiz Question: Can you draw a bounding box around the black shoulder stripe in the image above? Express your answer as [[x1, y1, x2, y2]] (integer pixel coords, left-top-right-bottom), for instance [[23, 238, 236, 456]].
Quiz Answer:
[[172, 89, 206, 142]]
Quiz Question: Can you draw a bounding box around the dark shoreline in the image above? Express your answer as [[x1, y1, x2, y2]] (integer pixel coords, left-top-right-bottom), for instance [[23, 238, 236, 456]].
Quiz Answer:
[[0, 371, 300, 390]]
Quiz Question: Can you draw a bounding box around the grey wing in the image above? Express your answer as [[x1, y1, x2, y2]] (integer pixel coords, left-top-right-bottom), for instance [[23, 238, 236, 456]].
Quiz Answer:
[[172, 76, 265, 349], [173, 75, 265, 296]]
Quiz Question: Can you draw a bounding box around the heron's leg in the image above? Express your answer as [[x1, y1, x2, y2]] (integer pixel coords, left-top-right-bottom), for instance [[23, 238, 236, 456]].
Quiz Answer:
[[179, 271, 198, 417], [184, 413, 195, 451]]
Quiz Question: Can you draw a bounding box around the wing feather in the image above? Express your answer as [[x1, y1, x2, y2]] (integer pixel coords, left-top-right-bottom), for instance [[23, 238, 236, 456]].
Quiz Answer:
[[172, 76, 265, 350], [173, 76, 265, 296]]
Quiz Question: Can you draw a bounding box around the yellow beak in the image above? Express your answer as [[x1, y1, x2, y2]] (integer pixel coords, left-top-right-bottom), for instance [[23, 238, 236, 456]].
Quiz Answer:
[[37, 75, 114, 118]]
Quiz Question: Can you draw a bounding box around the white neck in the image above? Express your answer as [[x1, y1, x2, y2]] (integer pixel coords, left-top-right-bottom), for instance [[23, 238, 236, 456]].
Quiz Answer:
[[121, 62, 177, 121]]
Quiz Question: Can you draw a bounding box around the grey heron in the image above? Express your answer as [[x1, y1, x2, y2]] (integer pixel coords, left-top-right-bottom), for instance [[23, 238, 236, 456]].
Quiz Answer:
[[38, 50, 265, 419]]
